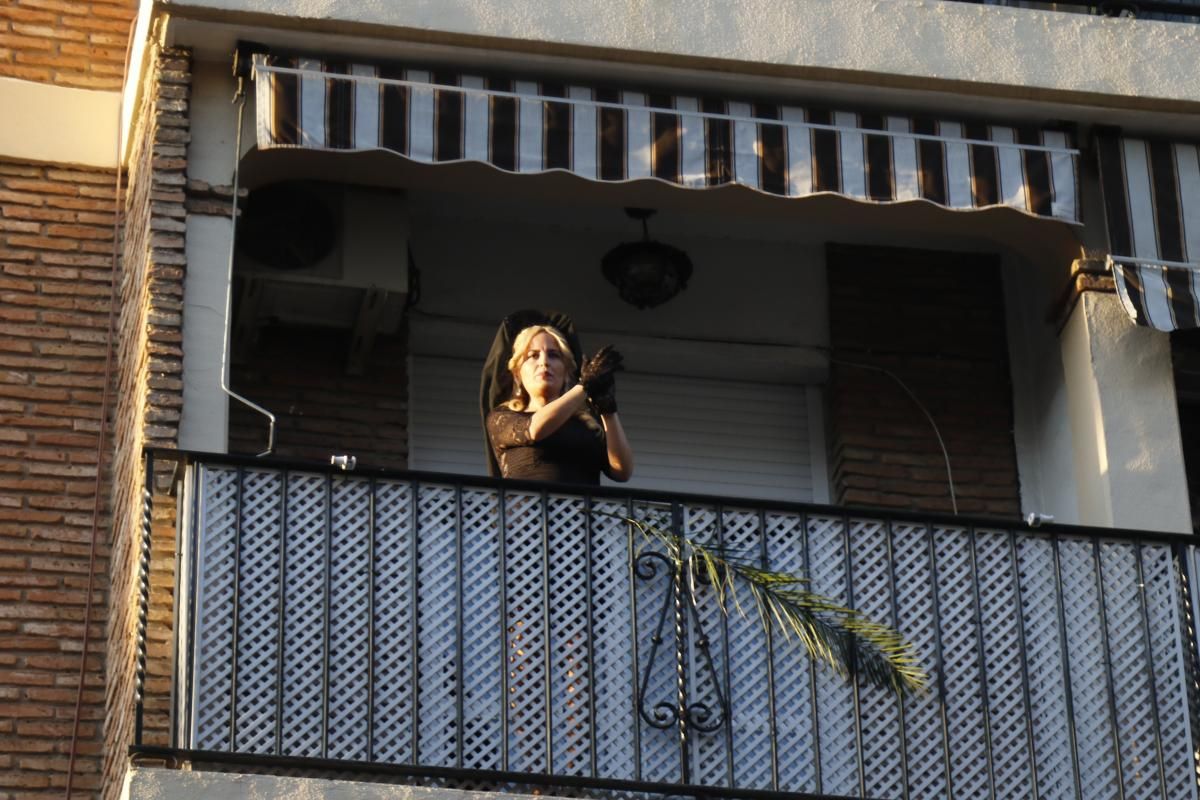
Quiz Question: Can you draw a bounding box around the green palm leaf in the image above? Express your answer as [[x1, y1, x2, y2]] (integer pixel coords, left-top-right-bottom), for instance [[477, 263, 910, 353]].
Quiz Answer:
[[622, 515, 927, 697]]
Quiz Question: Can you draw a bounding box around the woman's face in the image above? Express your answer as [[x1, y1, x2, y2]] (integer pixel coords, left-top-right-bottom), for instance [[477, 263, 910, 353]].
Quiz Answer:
[[517, 331, 568, 401]]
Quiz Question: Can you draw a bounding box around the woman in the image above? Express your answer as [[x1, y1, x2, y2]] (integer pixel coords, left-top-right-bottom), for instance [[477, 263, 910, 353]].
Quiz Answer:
[[486, 324, 633, 484]]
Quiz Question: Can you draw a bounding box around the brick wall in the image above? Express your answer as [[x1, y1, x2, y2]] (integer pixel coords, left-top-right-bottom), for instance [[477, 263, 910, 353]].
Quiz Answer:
[[0, 158, 115, 795], [827, 244, 1022, 517], [229, 326, 409, 470], [0, 0, 137, 90], [102, 44, 189, 800]]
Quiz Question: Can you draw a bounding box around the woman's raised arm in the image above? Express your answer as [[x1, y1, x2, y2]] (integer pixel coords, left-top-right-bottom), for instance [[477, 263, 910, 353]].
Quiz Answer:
[[525, 383, 587, 440], [600, 411, 634, 481]]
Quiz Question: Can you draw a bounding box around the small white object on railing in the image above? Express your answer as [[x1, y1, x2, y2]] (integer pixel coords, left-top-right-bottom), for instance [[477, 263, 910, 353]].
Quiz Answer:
[[330, 454, 357, 471], [1025, 512, 1055, 527]]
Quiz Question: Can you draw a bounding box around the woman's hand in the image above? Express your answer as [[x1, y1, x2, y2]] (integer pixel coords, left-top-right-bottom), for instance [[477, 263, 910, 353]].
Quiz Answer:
[[581, 346, 623, 414], [581, 346, 633, 480], [580, 346, 622, 391]]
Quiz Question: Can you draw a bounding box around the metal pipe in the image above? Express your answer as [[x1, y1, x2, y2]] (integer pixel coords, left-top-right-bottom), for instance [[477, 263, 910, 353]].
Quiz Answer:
[[802, 512, 822, 795], [455, 484, 465, 769], [65, 18, 137, 798], [626, 496, 643, 782], [135, 447, 1200, 548], [272, 471, 289, 756], [884, 520, 910, 800], [366, 477, 377, 763], [254, 61, 1083, 157], [832, 360, 956, 514], [583, 494, 599, 778], [183, 464, 203, 749], [672, 506, 691, 782], [168, 464, 188, 751], [1051, 535, 1084, 800], [134, 450, 155, 745], [1133, 545, 1168, 798], [841, 513, 864, 799], [966, 527, 997, 800], [926, 524, 955, 797], [218, 85, 275, 455], [1007, 532, 1040, 800], [498, 487, 509, 772], [757, 509, 780, 793], [409, 480, 421, 765], [320, 475, 333, 757], [717, 506, 735, 789], [541, 491, 554, 773], [1092, 539, 1127, 799], [1175, 543, 1200, 787], [228, 467, 246, 751], [672, 502, 690, 783]]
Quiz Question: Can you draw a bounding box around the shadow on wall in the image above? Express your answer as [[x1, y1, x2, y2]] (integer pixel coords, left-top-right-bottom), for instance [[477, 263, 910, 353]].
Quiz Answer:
[[228, 326, 409, 470]]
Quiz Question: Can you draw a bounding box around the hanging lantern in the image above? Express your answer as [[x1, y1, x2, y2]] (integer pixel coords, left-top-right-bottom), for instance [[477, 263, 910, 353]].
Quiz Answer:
[[601, 208, 693, 309]]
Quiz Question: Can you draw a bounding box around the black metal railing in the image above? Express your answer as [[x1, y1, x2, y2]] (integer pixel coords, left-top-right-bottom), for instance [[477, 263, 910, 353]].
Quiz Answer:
[[948, 0, 1200, 20], [136, 448, 1200, 800]]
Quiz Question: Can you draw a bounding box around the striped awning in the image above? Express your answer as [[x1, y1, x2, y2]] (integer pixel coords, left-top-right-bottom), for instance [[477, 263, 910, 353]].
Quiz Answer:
[[251, 54, 1080, 223], [1098, 133, 1200, 331]]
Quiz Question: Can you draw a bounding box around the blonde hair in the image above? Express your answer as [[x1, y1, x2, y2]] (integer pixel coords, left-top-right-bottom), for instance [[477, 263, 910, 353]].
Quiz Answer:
[[505, 325, 577, 411]]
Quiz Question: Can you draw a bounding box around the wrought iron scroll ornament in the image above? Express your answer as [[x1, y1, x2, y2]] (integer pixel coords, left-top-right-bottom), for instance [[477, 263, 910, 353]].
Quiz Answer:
[[623, 513, 927, 738], [634, 550, 729, 734]]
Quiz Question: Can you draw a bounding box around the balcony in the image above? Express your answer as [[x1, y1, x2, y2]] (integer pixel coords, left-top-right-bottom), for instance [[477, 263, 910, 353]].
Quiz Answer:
[[135, 449, 1200, 799], [947, 0, 1200, 21]]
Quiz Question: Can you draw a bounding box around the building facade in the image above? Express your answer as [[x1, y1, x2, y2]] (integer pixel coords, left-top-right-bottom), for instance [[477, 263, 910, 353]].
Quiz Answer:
[[0, 0, 135, 796]]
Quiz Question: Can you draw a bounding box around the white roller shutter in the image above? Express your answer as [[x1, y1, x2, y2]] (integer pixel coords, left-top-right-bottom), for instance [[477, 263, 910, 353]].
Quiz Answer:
[[612, 373, 821, 502], [409, 355, 826, 502], [408, 356, 489, 476]]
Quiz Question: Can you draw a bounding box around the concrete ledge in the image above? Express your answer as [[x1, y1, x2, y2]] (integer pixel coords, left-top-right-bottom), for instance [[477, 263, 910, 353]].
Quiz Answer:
[[125, 767, 577, 800], [162, 0, 1200, 110]]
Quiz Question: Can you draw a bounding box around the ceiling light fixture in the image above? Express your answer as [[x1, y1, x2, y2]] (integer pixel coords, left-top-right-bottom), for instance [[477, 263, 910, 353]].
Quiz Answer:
[[600, 207, 693, 309]]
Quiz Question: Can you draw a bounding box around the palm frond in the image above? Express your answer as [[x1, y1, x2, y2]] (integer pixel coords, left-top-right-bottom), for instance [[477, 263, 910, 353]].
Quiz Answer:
[[622, 515, 927, 697]]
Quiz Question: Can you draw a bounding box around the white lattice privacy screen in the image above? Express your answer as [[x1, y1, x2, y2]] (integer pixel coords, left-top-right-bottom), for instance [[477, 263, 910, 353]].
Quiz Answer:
[[174, 458, 1200, 800]]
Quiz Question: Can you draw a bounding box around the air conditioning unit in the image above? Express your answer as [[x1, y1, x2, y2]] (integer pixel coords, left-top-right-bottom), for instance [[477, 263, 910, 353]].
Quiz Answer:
[[235, 181, 410, 332]]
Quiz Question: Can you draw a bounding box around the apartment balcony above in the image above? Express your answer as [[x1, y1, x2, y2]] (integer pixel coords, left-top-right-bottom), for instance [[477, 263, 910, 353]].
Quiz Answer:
[[130, 448, 1200, 800], [158, 0, 1200, 144], [949, 0, 1200, 22]]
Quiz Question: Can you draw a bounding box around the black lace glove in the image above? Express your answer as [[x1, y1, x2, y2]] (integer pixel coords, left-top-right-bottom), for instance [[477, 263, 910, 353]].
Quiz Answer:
[[580, 345, 623, 414], [580, 345, 622, 392], [590, 376, 619, 415]]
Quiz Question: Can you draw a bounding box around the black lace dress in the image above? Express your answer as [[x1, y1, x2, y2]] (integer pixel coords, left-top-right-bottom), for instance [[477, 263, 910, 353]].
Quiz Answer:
[[486, 408, 610, 485]]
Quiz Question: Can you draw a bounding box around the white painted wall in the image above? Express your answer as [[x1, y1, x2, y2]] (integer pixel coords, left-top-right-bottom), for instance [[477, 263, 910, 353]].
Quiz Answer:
[[121, 0, 156, 163], [177, 61, 257, 453], [0, 77, 120, 168], [165, 0, 1200, 108], [1004, 252, 1081, 525], [179, 215, 232, 452], [1060, 292, 1191, 532], [186, 61, 256, 185]]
